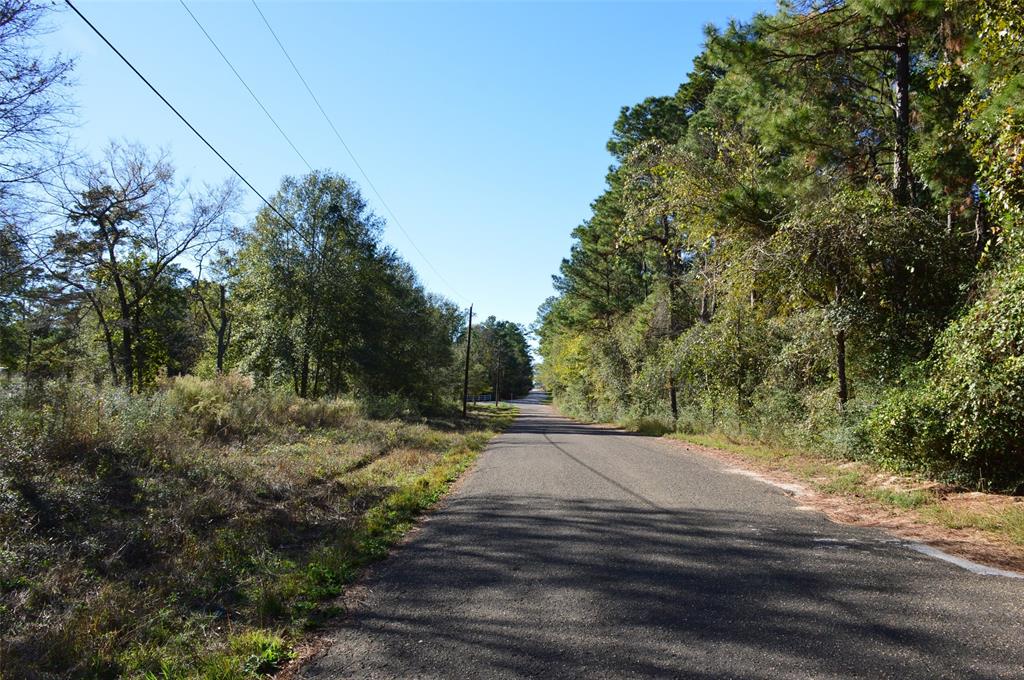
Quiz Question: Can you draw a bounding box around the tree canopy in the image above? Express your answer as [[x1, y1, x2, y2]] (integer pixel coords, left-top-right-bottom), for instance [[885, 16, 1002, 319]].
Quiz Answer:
[[538, 0, 1024, 490]]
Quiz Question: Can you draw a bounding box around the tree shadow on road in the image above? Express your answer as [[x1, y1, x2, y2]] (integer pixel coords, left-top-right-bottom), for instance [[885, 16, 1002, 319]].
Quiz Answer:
[[302, 495, 1024, 679]]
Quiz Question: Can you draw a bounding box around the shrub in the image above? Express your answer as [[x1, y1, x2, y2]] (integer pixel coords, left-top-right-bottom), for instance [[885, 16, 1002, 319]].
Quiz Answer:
[[158, 375, 361, 440], [866, 380, 952, 476], [161, 373, 263, 440], [277, 397, 358, 429], [868, 248, 1024, 491]]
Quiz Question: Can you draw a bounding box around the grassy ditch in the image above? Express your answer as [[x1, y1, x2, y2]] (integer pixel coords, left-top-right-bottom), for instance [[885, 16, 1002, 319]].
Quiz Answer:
[[0, 376, 516, 679], [671, 432, 1024, 548]]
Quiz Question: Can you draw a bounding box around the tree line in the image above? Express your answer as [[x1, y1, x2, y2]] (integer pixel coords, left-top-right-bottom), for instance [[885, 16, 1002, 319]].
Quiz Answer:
[[537, 0, 1024, 490], [0, 0, 533, 410]]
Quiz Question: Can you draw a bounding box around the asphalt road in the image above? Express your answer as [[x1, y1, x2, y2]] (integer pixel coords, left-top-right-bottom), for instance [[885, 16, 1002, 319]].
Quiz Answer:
[[300, 392, 1024, 679]]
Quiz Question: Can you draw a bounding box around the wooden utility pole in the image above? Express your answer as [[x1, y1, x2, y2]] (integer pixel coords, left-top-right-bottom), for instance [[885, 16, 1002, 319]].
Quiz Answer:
[[462, 304, 473, 418]]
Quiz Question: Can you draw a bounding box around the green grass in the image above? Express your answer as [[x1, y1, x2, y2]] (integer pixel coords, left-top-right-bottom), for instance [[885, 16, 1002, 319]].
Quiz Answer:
[[920, 504, 1024, 544], [820, 471, 868, 495], [868, 488, 933, 510], [0, 378, 516, 679], [672, 432, 798, 465]]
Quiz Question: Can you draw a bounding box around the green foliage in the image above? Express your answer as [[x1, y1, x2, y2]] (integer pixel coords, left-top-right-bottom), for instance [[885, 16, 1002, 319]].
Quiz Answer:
[[47, 142, 238, 393], [540, 0, 1023, 491], [869, 487, 932, 510], [162, 373, 358, 439], [460, 315, 533, 401], [941, 0, 1024, 234], [19, 162, 481, 415], [193, 630, 295, 679], [869, 248, 1024, 490], [231, 171, 462, 407]]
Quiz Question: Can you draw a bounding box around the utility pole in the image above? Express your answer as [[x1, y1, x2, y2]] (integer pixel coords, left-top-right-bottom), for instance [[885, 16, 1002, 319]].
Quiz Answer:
[[461, 304, 473, 418]]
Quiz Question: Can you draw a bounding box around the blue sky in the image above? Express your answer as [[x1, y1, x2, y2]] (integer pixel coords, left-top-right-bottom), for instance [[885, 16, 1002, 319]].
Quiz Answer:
[[46, 0, 772, 336]]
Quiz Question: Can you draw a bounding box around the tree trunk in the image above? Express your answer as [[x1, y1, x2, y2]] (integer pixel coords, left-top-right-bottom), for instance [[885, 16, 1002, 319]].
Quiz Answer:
[[662, 216, 680, 420], [299, 351, 310, 398], [215, 329, 226, 373], [23, 328, 32, 379], [133, 309, 144, 388], [736, 310, 745, 417], [975, 200, 990, 253], [89, 296, 120, 385], [120, 325, 134, 393], [663, 217, 676, 335], [102, 225, 135, 391], [110, 274, 134, 392], [892, 13, 912, 205], [216, 284, 228, 373], [669, 378, 678, 423], [836, 328, 848, 410]]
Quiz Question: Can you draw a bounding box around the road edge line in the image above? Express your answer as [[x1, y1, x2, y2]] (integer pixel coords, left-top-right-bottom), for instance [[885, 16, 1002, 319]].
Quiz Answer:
[[906, 543, 1024, 578]]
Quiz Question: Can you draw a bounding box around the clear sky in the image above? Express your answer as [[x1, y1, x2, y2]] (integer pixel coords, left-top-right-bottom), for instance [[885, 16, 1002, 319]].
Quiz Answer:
[[45, 0, 772, 337]]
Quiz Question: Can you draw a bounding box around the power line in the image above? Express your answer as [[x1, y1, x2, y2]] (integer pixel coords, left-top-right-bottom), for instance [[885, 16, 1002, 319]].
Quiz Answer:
[[63, 0, 319, 255], [178, 0, 314, 173], [249, 0, 468, 304], [68, 0, 465, 302]]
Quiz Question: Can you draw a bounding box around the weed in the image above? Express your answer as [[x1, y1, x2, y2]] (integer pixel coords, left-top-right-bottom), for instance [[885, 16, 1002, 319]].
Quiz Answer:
[[820, 471, 867, 495], [921, 505, 1024, 545], [869, 488, 933, 509]]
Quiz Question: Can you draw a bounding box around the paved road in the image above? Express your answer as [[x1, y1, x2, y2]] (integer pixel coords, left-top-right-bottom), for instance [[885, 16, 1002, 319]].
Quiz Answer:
[[300, 393, 1024, 679]]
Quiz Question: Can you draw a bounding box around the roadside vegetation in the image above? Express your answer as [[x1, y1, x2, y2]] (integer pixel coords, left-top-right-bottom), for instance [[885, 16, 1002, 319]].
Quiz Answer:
[[0, 1, 532, 676], [0, 375, 516, 677], [537, 0, 1024, 493]]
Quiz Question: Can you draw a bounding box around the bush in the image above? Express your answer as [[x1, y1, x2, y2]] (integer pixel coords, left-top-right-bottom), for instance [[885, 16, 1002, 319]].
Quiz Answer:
[[159, 374, 360, 440], [276, 395, 358, 429], [868, 249, 1024, 491], [866, 380, 952, 476], [0, 379, 157, 462], [621, 417, 674, 436], [161, 373, 263, 440]]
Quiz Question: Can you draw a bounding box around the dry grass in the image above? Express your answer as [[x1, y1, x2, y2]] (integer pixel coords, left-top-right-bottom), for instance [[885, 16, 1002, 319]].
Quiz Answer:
[[0, 377, 516, 679]]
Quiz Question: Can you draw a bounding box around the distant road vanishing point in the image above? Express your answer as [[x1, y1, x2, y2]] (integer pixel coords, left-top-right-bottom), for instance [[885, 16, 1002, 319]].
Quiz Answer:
[[299, 391, 1024, 679]]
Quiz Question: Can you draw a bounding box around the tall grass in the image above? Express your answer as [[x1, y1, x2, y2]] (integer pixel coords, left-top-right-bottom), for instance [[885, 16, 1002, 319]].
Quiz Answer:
[[0, 375, 515, 679]]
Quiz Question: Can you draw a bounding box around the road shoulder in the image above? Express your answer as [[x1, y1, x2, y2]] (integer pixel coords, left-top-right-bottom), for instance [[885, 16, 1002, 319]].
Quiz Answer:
[[660, 433, 1024, 575]]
